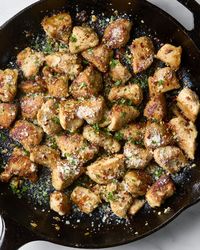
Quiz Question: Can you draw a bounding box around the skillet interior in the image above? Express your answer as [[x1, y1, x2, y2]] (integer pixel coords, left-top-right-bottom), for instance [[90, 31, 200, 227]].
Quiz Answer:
[[1, 0, 200, 248]]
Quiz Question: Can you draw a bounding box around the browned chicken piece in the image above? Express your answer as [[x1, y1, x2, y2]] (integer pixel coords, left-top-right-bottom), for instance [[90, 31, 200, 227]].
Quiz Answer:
[[110, 190, 133, 218], [99, 109, 111, 128], [144, 121, 171, 149], [0, 103, 18, 128], [156, 44, 182, 71], [37, 99, 62, 135], [58, 99, 83, 132], [103, 19, 132, 49], [76, 96, 105, 124], [0, 69, 18, 102], [123, 170, 152, 197], [148, 67, 180, 96], [20, 94, 45, 120], [82, 44, 113, 72], [52, 159, 84, 190], [169, 116, 197, 160], [146, 175, 176, 208], [56, 133, 98, 163], [119, 122, 146, 142], [50, 191, 71, 216], [30, 145, 60, 169], [109, 60, 131, 84], [70, 66, 102, 99], [177, 88, 200, 122], [154, 146, 187, 173], [83, 125, 121, 153], [92, 182, 119, 202], [10, 120, 43, 151], [42, 66, 69, 98], [17, 48, 44, 78], [128, 199, 145, 215], [19, 78, 47, 94], [108, 104, 140, 131], [71, 186, 101, 214], [69, 26, 99, 54], [42, 13, 72, 43], [0, 148, 37, 183], [124, 142, 153, 169], [144, 94, 166, 121], [108, 84, 143, 105], [131, 36, 154, 74], [86, 154, 125, 184], [45, 52, 82, 80]]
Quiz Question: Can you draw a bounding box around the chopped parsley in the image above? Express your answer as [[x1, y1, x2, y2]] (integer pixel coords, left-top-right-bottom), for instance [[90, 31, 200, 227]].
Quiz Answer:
[[114, 80, 122, 86], [114, 131, 124, 141], [120, 111, 127, 118], [93, 123, 100, 133], [118, 98, 132, 106], [107, 191, 116, 201], [158, 79, 164, 86], [87, 48, 93, 54], [0, 133, 7, 142], [110, 59, 119, 69], [42, 39, 55, 54], [52, 117, 60, 125], [79, 82, 87, 88], [154, 168, 164, 179], [70, 35, 77, 43], [23, 149, 30, 156], [130, 139, 144, 146], [82, 59, 89, 65]]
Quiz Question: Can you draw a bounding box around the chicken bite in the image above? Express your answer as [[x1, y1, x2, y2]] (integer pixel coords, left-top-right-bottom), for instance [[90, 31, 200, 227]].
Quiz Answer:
[[156, 44, 182, 70], [128, 199, 145, 215], [177, 88, 200, 122], [76, 96, 105, 124], [109, 60, 131, 85], [108, 104, 140, 131], [131, 36, 154, 74], [108, 84, 143, 105], [45, 52, 82, 80], [0, 103, 17, 128], [146, 175, 176, 208], [82, 44, 113, 72], [42, 13, 72, 43], [58, 99, 83, 132], [20, 94, 45, 120], [110, 190, 133, 218], [17, 48, 44, 78], [37, 99, 62, 135], [71, 186, 101, 214], [10, 120, 43, 151], [69, 26, 99, 54], [50, 191, 71, 216], [83, 125, 121, 153], [119, 122, 146, 142], [123, 170, 152, 197], [169, 116, 197, 159], [103, 18, 132, 49], [144, 94, 166, 121], [0, 69, 18, 102], [30, 145, 60, 169], [86, 154, 125, 184], [19, 78, 47, 94], [56, 133, 98, 163], [144, 121, 171, 149], [154, 146, 187, 173], [124, 142, 153, 169], [70, 66, 102, 99], [52, 159, 84, 190], [42, 66, 69, 98], [0, 148, 37, 183], [148, 67, 180, 96]]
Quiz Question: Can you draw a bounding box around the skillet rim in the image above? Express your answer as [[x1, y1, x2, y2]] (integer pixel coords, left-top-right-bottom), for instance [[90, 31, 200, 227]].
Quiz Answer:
[[0, 0, 200, 248]]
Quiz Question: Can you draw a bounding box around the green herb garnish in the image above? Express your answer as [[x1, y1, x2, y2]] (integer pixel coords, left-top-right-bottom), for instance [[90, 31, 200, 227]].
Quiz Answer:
[[70, 35, 77, 43], [110, 59, 119, 69], [114, 131, 124, 141], [93, 123, 100, 133], [79, 82, 87, 88], [52, 117, 60, 125]]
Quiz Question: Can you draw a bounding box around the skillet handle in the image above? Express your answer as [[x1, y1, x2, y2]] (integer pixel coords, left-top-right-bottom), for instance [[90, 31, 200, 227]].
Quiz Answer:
[[177, 0, 200, 47], [0, 215, 41, 250]]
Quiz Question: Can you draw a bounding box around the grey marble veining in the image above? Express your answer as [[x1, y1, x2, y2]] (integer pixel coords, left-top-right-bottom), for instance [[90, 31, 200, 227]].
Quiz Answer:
[[0, 1, 200, 249]]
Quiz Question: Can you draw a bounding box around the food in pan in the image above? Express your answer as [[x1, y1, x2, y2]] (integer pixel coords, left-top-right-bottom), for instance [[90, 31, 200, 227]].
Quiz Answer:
[[0, 11, 199, 219]]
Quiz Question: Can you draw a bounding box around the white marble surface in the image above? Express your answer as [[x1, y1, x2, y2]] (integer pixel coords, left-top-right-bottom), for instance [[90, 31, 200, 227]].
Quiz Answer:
[[0, 0, 200, 249]]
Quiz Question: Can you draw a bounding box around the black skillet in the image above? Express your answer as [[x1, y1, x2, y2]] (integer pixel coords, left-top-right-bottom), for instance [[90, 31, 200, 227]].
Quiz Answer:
[[1, 0, 200, 249]]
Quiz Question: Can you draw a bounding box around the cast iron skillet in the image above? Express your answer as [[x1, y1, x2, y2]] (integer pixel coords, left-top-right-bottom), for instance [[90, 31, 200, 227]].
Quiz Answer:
[[1, 0, 200, 249]]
